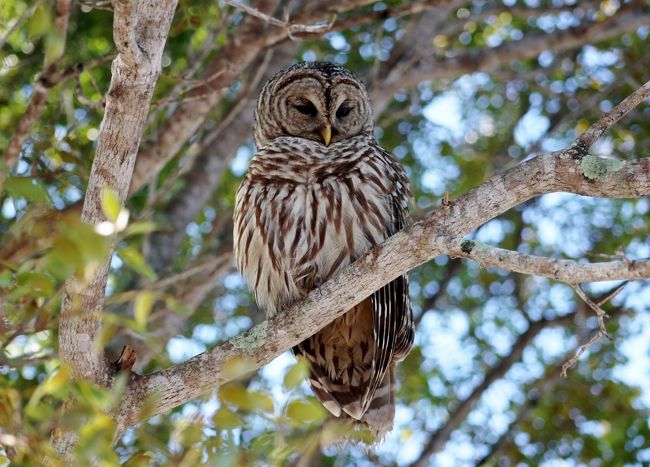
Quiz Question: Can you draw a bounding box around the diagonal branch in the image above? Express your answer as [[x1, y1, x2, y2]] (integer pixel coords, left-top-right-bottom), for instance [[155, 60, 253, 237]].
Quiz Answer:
[[413, 313, 576, 467], [113, 81, 650, 436]]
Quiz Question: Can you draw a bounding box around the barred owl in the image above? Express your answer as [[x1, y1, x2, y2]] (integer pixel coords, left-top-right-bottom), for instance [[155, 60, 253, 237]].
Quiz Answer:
[[234, 62, 413, 436]]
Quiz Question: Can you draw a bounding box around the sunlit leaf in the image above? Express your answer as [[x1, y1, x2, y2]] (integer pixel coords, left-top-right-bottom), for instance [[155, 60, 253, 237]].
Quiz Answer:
[[4, 177, 51, 204], [134, 290, 154, 331], [28, 4, 52, 40], [286, 399, 326, 425], [213, 407, 243, 430], [122, 452, 154, 467], [283, 357, 310, 390], [101, 186, 121, 223], [118, 246, 157, 281], [248, 390, 275, 414], [222, 356, 256, 380], [125, 221, 158, 236], [16, 271, 55, 296]]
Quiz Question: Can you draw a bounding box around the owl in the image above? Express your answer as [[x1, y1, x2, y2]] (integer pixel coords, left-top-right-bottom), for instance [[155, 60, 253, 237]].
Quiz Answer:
[[233, 62, 413, 436]]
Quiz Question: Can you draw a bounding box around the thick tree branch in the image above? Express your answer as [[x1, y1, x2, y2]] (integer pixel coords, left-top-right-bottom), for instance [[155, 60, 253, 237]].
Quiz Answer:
[[54, 0, 178, 459], [113, 83, 649, 436], [128, 0, 284, 195]]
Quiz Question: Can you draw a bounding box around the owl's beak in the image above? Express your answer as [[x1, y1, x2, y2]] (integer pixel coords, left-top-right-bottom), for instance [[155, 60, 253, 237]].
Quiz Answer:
[[320, 124, 332, 146]]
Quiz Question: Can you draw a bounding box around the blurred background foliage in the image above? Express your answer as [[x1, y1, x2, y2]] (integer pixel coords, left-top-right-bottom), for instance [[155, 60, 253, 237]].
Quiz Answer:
[[1, 0, 649, 465]]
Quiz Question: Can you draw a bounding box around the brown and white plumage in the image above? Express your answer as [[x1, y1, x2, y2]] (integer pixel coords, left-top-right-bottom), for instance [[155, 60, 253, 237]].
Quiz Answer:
[[233, 62, 413, 436]]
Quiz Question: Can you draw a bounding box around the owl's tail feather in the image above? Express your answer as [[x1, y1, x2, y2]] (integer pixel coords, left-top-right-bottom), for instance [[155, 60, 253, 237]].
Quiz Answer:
[[309, 364, 396, 443], [360, 364, 396, 437]]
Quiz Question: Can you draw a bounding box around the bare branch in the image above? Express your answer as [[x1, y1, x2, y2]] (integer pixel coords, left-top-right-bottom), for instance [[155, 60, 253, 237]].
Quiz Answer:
[[114, 82, 650, 436], [447, 239, 650, 284], [225, 0, 335, 36], [573, 80, 650, 153], [560, 332, 603, 378], [559, 283, 627, 377], [573, 285, 613, 339], [413, 314, 575, 466]]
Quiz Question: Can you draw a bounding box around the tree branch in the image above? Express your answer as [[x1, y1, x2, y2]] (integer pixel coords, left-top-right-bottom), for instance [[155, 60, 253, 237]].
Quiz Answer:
[[113, 82, 650, 436], [128, 0, 285, 195], [53, 0, 178, 459], [413, 313, 575, 467], [1, 0, 72, 192], [446, 239, 650, 284], [372, 4, 650, 113]]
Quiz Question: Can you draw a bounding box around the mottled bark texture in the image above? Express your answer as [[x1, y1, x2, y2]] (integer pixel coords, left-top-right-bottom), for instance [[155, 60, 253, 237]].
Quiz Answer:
[[54, 0, 178, 459], [113, 81, 650, 436]]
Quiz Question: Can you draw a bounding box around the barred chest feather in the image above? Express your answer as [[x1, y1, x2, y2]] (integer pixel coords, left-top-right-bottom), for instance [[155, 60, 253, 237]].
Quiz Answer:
[[234, 135, 407, 317]]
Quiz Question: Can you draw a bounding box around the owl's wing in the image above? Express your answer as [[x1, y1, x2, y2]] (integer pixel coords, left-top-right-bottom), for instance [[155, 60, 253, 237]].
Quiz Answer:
[[358, 145, 414, 425], [364, 191, 414, 415]]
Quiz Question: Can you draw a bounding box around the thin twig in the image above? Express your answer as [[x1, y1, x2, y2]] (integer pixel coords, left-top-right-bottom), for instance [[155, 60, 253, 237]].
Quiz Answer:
[[560, 282, 628, 376], [573, 285, 612, 339], [571, 80, 650, 156], [224, 0, 335, 38], [560, 332, 603, 377], [78, 1, 113, 12]]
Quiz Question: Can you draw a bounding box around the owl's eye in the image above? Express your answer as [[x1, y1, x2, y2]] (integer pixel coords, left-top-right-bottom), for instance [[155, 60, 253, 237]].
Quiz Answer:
[[293, 101, 318, 116], [336, 105, 352, 118]]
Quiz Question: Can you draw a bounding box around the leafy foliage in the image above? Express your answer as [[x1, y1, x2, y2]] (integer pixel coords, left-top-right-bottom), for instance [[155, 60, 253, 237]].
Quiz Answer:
[[1, 1, 649, 466]]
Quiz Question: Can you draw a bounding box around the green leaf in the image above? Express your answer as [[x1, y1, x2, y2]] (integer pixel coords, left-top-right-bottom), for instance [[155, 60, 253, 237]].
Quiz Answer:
[[118, 247, 157, 281], [248, 390, 275, 414], [0, 270, 13, 288], [122, 452, 154, 467], [101, 187, 121, 223], [213, 407, 243, 430], [134, 291, 154, 331], [286, 399, 326, 425], [4, 177, 51, 204], [284, 357, 310, 390], [16, 271, 55, 296], [218, 384, 250, 409], [125, 221, 158, 237], [28, 4, 52, 40], [44, 30, 65, 65], [181, 423, 203, 446], [218, 384, 274, 414]]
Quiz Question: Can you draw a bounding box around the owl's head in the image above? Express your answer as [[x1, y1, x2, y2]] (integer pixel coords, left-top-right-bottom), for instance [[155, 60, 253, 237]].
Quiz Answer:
[[254, 62, 374, 147]]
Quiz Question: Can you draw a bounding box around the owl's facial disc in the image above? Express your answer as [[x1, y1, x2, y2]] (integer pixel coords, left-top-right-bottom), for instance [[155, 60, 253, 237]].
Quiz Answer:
[[272, 74, 372, 147]]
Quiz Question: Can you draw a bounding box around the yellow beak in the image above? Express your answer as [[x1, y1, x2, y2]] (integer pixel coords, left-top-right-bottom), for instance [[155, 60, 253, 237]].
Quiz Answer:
[[321, 124, 331, 146]]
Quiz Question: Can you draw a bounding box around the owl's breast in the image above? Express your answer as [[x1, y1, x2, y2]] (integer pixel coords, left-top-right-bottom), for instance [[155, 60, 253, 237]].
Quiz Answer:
[[234, 138, 400, 316]]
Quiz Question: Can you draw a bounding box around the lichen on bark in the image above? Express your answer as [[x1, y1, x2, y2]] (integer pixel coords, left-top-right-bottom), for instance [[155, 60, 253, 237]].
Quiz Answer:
[[580, 154, 624, 180], [231, 321, 268, 351]]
